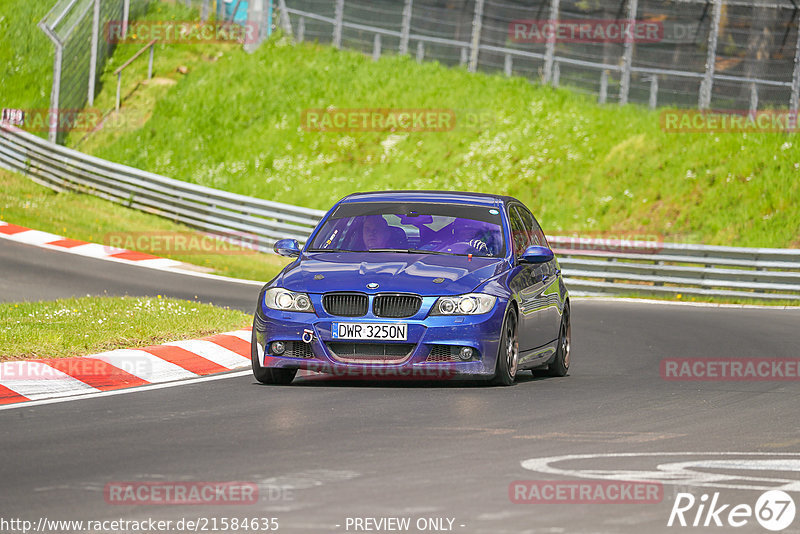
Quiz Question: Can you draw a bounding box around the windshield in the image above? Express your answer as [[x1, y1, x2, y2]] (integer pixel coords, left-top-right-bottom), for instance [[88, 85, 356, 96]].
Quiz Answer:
[[308, 201, 506, 257]]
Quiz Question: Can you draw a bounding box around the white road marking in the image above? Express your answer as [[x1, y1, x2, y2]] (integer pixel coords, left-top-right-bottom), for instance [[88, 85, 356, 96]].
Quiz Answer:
[[0, 370, 252, 411], [521, 452, 800, 492]]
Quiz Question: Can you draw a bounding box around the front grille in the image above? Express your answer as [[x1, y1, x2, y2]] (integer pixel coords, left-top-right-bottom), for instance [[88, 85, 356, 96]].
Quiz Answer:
[[373, 294, 422, 318], [273, 341, 315, 359], [426, 345, 459, 362], [326, 342, 415, 363], [323, 293, 368, 317]]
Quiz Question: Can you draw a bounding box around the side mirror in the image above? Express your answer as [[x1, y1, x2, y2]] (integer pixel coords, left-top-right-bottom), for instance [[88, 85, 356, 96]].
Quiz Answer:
[[274, 238, 301, 257], [520, 245, 554, 264]]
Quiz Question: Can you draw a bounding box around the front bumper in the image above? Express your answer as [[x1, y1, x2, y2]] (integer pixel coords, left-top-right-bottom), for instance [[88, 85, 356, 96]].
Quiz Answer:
[[253, 298, 507, 380]]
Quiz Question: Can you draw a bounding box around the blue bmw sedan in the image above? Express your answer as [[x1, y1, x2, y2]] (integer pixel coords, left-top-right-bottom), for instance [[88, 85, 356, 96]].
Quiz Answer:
[[251, 191, 570, 385]]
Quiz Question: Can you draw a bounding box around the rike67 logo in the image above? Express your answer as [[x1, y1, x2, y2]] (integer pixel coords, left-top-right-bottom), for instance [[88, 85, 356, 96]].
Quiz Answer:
[[668, 490, 796, 531]]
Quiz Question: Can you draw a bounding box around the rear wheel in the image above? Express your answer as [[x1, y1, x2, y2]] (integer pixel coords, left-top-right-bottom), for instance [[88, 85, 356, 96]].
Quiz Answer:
[[492, 311, 519, 386], [251, 328, 297, 385], [548, 305, 570, 377]]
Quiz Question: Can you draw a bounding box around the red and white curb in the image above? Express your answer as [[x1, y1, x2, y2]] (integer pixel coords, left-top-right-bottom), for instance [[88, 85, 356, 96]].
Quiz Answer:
[[0, 220, 263, 285], [0, 329, 253, 406], [0, 220, 184, 268]]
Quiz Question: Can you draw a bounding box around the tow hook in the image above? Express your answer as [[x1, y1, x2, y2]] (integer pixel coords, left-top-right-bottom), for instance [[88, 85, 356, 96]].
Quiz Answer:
[[302, 329, 314, 344]]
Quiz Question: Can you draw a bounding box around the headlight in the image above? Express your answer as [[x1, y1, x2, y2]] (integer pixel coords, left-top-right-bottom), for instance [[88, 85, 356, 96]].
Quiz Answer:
[[265, 288, 315, 313], [430, 293, 496, 315]]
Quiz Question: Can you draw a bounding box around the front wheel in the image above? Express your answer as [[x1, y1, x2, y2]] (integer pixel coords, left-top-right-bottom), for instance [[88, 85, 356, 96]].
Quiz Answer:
[[548, 305, 570, 377], [492, 311, 519, 386], [251, 328, 297, 385]]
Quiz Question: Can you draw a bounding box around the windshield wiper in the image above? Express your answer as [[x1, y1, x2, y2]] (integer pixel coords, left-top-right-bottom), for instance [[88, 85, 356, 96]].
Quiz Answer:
[[370, 248, 451, 255], [307, 248, 348, 253]]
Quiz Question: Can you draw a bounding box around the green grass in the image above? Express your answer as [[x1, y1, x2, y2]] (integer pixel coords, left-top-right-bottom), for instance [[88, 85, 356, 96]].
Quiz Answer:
[[0, 296, 250, 360], [76, 36, 800, 248], [0, 167, 289, 281], [0, 0, 53, 114]]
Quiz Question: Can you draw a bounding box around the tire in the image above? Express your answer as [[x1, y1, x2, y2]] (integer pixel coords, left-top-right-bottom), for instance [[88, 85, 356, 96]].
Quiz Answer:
[[251, 327, 297, 385], [492, 310, 519, 386], [548, 305, 570, 377]]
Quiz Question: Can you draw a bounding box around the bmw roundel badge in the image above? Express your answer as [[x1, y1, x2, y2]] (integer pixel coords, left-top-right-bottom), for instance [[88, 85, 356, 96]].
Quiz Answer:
[[367, 282, 379, 289]]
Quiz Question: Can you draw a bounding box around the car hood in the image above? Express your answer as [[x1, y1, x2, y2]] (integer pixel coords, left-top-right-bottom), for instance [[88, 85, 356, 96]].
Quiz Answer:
[[278, 252, 506, 296]]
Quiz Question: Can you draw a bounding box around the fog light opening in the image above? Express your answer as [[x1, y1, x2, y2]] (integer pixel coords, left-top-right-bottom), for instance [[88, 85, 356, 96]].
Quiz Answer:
[[459, 346, 474, 361], [271, 341, 286, 355]]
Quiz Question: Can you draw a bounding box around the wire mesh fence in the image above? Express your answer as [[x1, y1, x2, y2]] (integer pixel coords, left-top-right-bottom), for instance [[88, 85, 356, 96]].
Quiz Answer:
[[36, 0, 279, 144], [284, 0, 800, 112], [38, 0, 151, 144]]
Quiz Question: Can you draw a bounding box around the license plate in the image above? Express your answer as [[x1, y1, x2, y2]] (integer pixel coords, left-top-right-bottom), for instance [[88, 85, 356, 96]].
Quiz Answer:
[[331, 322, 407, 341]]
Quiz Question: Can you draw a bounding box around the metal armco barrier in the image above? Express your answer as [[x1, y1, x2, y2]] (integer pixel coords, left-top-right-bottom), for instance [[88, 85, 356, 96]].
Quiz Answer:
[[1, 125, 798, 301], [0, 125, 325, 251]]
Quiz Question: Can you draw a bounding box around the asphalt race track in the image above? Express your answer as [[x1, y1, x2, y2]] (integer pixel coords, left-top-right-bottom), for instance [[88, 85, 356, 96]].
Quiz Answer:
[[2, 242, 800, 533]]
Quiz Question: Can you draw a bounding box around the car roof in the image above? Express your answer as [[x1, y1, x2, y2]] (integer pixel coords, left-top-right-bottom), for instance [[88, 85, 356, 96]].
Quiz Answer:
[[339, 190, 519, 207]]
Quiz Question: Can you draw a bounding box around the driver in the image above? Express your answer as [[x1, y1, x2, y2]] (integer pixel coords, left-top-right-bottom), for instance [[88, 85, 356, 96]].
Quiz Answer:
[[362, 215, 391, 249]]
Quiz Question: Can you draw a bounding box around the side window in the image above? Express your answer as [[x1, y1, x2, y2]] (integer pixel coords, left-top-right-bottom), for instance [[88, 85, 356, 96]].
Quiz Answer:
[[508, 207, 527, 256], [531, 215, 548, 248], [515, 206, 547, 248], [512, 206, 535, 250]]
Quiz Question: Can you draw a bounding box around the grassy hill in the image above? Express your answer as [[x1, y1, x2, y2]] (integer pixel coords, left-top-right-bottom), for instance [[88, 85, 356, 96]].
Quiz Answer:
[[2, 0, 798, 248], [82, 38, 799, 248]]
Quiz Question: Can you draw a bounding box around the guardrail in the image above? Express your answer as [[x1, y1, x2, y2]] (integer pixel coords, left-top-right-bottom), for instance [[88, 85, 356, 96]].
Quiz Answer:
[[0, 124, 325, 252], [1, 125, 798, 301]]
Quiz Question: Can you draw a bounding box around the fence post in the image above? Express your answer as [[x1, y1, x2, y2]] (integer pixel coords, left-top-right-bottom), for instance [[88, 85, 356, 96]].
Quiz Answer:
[[373, 33, 381, 61], [791, 17, 800, 114], [698, 0, 722, 109], [599, 69, 608, 104], [649, 75, 658, 109], [265, 0, 273, 39], [399, 0, 413, 54], [122, 0, 130, 39], [460, 47, 468, 66], [333, 0, 344, 48], [38, 22, 62, 144], [201, 0, 209, 21], [749, 83, 758, 113], [298, 17, 305, 42], [553, 61, 560, 87], [543, 0, 561, 83], [277, 0, 293, 37], [148, 43, 154, 79], [619, 0, 638, 105], [504, 53, 512, 76], [468, 0, 485, 73], [417, 41, 424, 62], [88, 0, 100, 106]]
